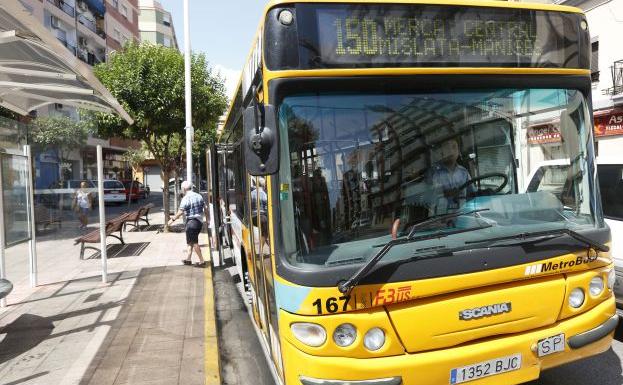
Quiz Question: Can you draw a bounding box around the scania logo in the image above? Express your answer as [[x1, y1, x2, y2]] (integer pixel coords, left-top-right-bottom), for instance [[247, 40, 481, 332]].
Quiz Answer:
[[459, 302, 512, 320]]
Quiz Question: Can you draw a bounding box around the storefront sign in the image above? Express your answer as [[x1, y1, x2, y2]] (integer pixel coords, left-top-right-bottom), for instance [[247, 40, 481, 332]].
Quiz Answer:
[[595, 109, 623, 137], [527, 123, 561, 144]]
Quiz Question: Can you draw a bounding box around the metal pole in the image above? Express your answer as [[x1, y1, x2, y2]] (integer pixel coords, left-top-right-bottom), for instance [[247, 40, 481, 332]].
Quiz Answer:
[[25, 146, 37, 287], [0, 157, 6, 307], [96, 145, 107, 283], [205, 149, 214, 264], [183, 0, 193, 183]]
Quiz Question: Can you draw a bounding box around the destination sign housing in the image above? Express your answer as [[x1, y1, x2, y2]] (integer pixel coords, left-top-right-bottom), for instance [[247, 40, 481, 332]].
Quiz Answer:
[[265, 4, 589, 70]]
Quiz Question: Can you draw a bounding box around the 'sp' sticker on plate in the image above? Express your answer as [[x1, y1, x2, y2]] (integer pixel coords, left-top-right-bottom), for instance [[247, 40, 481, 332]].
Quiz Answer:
[[450, 353, 522, 384]]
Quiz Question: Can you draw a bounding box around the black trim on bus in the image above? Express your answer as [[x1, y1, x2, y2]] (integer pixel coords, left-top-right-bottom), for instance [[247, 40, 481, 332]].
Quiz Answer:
[[568, 314, 618, 349], [264, 3, 591, 71], [267, 74, 608, 288]]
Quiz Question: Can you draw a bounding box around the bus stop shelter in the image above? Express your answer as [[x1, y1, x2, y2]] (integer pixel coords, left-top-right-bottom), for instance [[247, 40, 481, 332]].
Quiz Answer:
[[0, 0, 133, 303], [0, 0, 131, 120]]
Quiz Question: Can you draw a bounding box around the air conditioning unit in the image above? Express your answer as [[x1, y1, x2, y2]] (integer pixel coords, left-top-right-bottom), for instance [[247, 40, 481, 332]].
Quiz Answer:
[[50, 16, 60, 29], [54, 103, 64, 110], [77, 0, 87, 11], [78, 36, 87, 47]]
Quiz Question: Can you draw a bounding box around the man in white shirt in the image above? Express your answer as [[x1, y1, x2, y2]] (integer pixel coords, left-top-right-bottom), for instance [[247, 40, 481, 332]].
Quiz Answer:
[[168, 181, 207, 267]]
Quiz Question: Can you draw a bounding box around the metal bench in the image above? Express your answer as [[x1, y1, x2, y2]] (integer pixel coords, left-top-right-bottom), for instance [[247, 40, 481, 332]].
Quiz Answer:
[[123, 203, 155, 231], [74, 213, 130, 259]]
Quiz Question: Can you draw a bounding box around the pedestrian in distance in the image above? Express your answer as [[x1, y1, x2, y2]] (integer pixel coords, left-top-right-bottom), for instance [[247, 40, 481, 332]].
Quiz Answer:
[[72, 181, 93, 230], [167, 181, 208, 267]]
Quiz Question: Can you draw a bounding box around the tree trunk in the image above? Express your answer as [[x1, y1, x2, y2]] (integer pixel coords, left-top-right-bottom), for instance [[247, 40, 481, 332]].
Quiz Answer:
[[162, 168, 171, 232], [173, 168, 179, 213], [127, 167, 133, 208]]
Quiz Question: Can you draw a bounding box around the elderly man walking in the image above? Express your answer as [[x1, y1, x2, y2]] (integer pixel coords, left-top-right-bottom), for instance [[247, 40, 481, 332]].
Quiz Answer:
[[168, 181, 207, 267]]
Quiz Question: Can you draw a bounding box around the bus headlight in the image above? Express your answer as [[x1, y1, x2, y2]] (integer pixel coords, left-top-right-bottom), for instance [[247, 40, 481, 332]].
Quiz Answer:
[[364, 327, 386, 351], [589, 276, 605, 296], [291, 323, 326, 347], [608, 269, 616, 290], [333, 324, 357, 347], [569, 288, 585, 308]]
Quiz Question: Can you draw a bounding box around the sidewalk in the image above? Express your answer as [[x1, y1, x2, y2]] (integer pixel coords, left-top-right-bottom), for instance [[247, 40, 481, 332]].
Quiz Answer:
[[0, 211, 219, 385]]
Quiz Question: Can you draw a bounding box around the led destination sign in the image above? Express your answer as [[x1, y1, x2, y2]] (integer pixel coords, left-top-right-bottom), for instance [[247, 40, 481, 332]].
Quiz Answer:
[[327, 15, 541, 60], [277, 4, 588, 70]]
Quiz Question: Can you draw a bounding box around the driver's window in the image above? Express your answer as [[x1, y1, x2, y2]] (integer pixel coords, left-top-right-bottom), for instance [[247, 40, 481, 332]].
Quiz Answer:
[[470, 120, 515, 195]]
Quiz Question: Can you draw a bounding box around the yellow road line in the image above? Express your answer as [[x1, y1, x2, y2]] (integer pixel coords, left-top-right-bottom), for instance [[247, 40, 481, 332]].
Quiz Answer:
[[204, 235, 221, 385]]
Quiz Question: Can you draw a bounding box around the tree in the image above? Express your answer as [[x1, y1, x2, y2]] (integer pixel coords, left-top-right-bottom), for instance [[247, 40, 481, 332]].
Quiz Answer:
[[31, 115, 89, 182], [122, 146, 147, 206], [0, 106, 19, 120], [122, 145, 147, 174], [87, 42, 228, 228]]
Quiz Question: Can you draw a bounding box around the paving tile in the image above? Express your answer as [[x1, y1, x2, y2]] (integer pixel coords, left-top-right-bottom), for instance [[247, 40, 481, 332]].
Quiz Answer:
[[84, 365, 121, 385], [128, 339, 183, 355], [124, 348, 181, 368], [113, 364, 180, 385], [178, 357, 204, 385]]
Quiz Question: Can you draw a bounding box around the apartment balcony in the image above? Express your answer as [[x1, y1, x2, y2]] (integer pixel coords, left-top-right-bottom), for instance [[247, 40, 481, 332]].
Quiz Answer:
[[56, 36, 77, 55], [603, 60, 623, 96], [47, 0, 75, 18], [78, 14, 106, 40], [77, 47, 103, 66]]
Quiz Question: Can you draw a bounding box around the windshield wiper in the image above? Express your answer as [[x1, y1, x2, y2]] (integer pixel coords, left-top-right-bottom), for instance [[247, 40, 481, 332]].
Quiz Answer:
[[407, 209, 489, 238], [337, 210, 491, 294], [464, 228, 609, 252]]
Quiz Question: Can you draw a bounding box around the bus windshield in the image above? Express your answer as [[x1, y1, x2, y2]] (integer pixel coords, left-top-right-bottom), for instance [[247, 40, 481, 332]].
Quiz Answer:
[[278, 88, 600, 270]]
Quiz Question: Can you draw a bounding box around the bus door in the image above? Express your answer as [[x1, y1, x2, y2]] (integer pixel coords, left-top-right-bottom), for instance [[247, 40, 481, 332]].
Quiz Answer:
[[215, 145, 232, 253], [207, 146, 221, 262], [249, 175, 282, 373]]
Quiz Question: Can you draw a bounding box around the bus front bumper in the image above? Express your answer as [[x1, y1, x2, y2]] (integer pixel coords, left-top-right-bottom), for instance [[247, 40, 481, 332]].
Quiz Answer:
[[283, 298, 616, 385]]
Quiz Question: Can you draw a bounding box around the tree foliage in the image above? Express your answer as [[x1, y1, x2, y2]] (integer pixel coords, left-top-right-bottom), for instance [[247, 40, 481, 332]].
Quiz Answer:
[[31, 116, 89, 179], [0, 106, 20, 120], [90, 42, 226, 167], [122, 145, 148, 170], [87, 42, 228, 224]]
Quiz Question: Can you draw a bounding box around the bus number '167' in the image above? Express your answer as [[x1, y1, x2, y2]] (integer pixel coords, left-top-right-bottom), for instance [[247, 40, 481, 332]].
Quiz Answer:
[[313, 296, 351, 314]]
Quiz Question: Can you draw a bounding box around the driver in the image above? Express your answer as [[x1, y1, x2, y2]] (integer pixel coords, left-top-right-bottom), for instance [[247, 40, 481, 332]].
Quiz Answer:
[[430, 137, 474, 212]]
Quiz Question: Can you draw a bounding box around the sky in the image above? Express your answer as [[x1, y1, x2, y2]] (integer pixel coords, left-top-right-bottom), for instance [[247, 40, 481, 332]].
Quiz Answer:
[[160, 0, 267, 100]]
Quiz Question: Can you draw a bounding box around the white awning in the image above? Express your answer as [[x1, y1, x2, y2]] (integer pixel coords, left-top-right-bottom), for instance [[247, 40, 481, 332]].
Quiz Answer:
[[0, 0, 133, 123]]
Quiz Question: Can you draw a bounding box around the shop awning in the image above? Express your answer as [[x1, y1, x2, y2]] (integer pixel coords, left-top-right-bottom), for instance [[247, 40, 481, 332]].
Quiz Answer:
[[0, 0, 133, 123]]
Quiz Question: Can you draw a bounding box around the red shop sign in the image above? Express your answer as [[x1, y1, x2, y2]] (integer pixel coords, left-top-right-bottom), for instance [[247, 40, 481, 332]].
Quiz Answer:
[[595, 109, 623, 137], [528, 123, 561, 144]]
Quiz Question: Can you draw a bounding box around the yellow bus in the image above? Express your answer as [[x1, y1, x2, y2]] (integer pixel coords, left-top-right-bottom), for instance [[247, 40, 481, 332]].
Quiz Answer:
[[213, 1, 617, 384]]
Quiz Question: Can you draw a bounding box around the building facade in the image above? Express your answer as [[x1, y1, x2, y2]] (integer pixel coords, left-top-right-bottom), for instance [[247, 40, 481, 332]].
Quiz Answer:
[[138, 0, 178, 49], [134, 0, 179, 189], [105, 0, 140, 54]]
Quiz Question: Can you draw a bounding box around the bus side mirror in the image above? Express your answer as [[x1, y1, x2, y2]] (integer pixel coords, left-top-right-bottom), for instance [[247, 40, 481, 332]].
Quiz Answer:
[[244, 104, 279, 176]]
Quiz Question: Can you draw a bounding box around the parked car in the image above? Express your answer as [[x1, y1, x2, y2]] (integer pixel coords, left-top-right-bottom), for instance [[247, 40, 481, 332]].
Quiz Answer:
[[527, 158, 623, 314], [121, 180, 146, 201], [91, 180, 126, 204]]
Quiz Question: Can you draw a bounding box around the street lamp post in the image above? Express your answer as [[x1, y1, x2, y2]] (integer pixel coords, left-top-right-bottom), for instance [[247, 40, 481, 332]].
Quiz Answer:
[[183, 0, 193, 184]]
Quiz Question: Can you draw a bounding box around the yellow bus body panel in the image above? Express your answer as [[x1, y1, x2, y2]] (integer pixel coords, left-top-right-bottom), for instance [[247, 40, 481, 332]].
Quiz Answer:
[[274, 252, 612, 316], [281, 298, 614, 385]]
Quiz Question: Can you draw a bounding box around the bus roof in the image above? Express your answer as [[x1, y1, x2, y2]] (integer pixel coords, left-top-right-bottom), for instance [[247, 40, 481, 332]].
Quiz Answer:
[[264, 0, 583, 14]]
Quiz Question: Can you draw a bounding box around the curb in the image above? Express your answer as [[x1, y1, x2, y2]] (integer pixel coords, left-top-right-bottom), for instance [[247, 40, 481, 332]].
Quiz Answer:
[[203, 233, 221, 385]]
